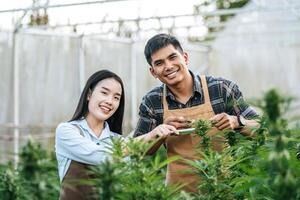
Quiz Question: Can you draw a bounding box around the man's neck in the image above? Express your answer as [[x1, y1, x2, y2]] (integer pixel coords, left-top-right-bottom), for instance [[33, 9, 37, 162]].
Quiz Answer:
[[168, 73, 194, 105]]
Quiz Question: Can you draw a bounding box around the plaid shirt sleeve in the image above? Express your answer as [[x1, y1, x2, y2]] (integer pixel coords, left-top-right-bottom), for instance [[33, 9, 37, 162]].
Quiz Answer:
[[133, 96, 158, 137], [221, 79, 258, 119]]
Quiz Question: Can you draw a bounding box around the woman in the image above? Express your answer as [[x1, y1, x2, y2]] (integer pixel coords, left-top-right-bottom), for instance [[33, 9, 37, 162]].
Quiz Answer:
[[55, 69, 125, 200]]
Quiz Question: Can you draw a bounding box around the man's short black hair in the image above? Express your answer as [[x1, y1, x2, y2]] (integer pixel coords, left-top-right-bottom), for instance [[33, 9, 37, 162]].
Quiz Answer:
[[144, 33, 184, 66]]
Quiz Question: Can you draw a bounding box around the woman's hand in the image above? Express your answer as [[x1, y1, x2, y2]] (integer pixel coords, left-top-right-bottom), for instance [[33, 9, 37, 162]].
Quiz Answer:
[[147, 124, 178, 140], [134, 124, 178, 155]]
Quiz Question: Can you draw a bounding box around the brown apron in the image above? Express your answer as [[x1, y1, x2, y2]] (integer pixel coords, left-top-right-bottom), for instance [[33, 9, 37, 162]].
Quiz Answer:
[[164, 75, 227, 192], [59, 125, 97, 200]]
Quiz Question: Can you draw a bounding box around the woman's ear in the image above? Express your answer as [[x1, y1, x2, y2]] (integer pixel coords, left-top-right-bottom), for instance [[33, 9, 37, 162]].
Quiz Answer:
[[87, 89, 92, 101]]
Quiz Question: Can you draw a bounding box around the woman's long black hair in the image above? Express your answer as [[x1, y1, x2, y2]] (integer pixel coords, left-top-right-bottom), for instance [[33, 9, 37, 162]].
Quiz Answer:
[[69, 69, 125, 135]]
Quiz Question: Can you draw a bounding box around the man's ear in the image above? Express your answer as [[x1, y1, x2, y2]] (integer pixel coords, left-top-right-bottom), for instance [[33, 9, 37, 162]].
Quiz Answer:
[[149, 67, 157, 78], [183, 52, 189, 65]]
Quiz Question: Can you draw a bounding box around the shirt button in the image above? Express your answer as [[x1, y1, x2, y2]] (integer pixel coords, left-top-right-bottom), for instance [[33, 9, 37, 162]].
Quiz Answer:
[[96, 143, 100, 145]]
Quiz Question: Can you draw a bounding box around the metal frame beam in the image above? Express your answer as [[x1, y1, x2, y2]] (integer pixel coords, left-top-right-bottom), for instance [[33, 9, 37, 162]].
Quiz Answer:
[[0, 0, 135, 14]]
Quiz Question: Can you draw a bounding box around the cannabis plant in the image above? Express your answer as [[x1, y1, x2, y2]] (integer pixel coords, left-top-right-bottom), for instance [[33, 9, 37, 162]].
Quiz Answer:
[[191, 119, 213, 153], [90, 138, 181, 200], [183, 89, 300, 199], [18, 139, 60, 200], [0, 164, 25, 200], [184, 124, 252, 199], [0, 139, 60, 200], [246, 89, 300, 200]]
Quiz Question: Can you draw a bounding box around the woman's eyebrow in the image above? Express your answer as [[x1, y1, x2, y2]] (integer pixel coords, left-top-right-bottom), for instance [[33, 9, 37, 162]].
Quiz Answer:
[[101, 86, 121, 96], [101, 86, 110, 91]]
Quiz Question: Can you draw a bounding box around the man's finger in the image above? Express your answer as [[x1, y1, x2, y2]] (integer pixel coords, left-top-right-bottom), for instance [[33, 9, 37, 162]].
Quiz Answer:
[[175, 116, 188, 123], [214, 116, 228, 127], [164, 116, 177, 123], [210, 113, 225, 123], [173, 121, 190, 129], [218, 122, 230, 130], [165, 116, 188, 123]]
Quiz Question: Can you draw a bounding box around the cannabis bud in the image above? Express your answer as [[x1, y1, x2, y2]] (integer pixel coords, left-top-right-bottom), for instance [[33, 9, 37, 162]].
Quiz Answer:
[[191, 119, 213, 136]]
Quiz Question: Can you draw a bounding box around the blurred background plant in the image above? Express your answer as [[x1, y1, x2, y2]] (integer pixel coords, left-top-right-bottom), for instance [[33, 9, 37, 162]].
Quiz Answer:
[[0, 139, 59, 200], [18, 138, 60, 200], [0, 163, 25, 200]]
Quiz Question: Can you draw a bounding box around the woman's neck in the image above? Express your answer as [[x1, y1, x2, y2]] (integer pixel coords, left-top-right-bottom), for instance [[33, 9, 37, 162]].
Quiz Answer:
[[85, 115, 104, 138]]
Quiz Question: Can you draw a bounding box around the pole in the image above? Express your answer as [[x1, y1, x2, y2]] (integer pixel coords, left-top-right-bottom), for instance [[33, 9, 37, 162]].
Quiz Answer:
[[12, 28, 19, 169], [130, 39, 137, 130]]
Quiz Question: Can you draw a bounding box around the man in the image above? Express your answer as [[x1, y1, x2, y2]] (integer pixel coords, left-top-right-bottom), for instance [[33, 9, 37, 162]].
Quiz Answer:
[[133, 33, 259, 192]]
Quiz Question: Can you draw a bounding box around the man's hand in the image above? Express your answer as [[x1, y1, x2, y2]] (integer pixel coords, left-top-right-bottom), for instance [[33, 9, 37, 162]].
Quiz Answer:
[[210, 112, 239, 130], [164, 116, 190, 129]]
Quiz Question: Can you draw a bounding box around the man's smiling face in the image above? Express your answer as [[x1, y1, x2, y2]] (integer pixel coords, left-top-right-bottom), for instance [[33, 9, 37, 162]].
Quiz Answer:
[[149, 44, 190, 87]]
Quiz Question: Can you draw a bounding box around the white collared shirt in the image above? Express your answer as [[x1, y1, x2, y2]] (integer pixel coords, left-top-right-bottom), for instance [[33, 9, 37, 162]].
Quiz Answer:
[[55, 119, 121, 182]]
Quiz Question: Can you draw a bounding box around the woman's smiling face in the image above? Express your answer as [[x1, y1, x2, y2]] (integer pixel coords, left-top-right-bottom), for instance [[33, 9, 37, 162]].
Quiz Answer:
[[86, 78, 122, 122]]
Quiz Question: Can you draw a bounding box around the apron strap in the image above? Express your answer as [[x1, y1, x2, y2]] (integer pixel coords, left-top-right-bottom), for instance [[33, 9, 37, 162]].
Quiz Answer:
[[73, 124, 85, 137], [199, 75, 210, 104], [163, 84, 169, 113]]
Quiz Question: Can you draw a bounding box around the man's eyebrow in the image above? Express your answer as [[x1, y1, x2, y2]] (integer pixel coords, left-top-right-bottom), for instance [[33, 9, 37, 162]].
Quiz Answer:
[[168, 53, 177, 58], [153, 52, 177, 65], [153, 59, 163, 65]]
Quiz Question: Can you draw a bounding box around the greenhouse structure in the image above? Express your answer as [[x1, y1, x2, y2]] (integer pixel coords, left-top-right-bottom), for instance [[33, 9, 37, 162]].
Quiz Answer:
[[0, 0, 300, 199]]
